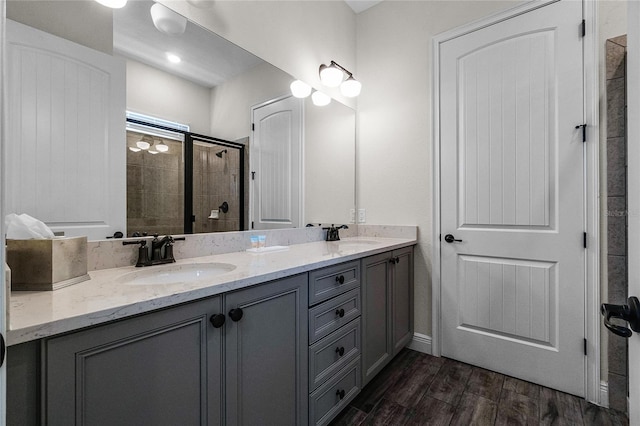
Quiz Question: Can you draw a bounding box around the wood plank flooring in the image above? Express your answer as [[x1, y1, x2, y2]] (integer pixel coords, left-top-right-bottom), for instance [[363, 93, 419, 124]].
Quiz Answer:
[[330, 349, 628, 426]]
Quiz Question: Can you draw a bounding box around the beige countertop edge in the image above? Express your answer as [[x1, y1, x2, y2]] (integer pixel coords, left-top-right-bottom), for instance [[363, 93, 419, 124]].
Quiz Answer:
[[8, 237, 416, 346]]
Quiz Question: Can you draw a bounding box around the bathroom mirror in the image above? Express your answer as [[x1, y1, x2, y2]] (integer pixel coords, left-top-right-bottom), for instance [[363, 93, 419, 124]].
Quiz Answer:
[[114, 1, 356, 236]]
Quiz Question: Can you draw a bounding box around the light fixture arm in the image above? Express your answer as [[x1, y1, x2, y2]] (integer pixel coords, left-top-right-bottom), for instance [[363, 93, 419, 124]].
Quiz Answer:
[[322, 60, 355, 79]]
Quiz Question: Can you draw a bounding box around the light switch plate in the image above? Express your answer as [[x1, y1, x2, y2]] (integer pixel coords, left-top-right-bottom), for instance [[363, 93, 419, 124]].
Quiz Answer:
[[358, 209, 366, 223]]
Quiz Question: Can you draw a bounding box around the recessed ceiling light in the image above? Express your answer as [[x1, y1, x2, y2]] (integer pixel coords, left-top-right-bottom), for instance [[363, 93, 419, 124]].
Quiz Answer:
[[166, 53, 181, 64]]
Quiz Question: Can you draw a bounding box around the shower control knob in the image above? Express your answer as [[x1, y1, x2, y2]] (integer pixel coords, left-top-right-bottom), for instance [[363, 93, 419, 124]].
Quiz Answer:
[[444, 234, 462, 243]]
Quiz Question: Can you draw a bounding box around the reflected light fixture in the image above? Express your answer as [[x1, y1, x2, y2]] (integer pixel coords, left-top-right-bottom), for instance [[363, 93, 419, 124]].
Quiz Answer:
[[150, 3, 187, 36], [129, 147, 141, 152], [290, 80, 312, 98], [95, 0, 127, 9], [156, 141, 169, 152], [311, 91, 331, 107], [136, 135, 153, 150], [319, 61, 362, 97], [166, 52, 181, 64]]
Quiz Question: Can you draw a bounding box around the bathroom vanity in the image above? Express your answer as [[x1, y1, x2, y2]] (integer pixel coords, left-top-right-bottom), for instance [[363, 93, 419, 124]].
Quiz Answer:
[[7, 236, 415, 426]]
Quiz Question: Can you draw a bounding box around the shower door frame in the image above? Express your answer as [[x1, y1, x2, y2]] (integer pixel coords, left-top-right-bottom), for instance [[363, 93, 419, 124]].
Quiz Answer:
[[126, 117, 246, 235]]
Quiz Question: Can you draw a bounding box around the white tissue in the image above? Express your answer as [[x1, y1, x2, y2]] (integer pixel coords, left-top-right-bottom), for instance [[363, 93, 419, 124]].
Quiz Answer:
[[5, 213, 55, 239], [208, 209, 219, 219]]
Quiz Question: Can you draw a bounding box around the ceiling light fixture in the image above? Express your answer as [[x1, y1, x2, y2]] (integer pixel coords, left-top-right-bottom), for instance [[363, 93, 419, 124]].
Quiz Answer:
[[150, 3, 187, 36], [319, 61, 362, 97], [95, 0, 127, 9], [166, 53, 181, 64], [290, 80, 312, 98], [311, 91, 331, 107]]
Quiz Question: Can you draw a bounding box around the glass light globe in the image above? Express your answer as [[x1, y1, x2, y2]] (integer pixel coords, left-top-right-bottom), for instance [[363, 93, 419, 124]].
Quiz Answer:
[[290, 80, 312, 98], [95, 0, 127, 8], [319, 64, 344, 88], [150, 3, 187, 35], [311, 91, 331, 107], [129, 147, 141, 152], [148, 150, 159, 155], [156, 143, 169, 153], [340, 77, 362, 97], [136, 140, 151, 150]]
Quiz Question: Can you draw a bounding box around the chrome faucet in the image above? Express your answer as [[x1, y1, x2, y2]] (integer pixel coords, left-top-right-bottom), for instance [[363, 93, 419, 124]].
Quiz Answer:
[[123, 234, 185, 267], [323, 224, 349, 242]]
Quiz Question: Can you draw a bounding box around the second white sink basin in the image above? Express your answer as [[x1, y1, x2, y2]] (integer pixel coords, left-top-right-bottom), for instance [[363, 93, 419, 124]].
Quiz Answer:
[[118, 263, 236, 286]]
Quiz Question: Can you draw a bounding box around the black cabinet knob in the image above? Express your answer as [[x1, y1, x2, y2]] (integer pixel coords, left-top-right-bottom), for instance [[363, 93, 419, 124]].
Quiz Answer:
[[335, 346, 345, 357], [209, 313, 226, 328], [336, 308, 345, 318], [336, 389, 345, 400], [229, 308, 244, 322], [335, 275, 345, 284]]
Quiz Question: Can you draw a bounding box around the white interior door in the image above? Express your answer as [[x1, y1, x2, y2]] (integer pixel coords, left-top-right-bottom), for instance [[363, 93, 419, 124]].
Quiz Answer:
[[440, 0, 586, 396], [626, 1, 639, 422], [250, 96, 303, 230]]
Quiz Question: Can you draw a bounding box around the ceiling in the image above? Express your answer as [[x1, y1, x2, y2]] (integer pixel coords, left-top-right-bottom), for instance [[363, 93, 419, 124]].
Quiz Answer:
[[113, 0, 263, 88], [344, 0, 384, 14]]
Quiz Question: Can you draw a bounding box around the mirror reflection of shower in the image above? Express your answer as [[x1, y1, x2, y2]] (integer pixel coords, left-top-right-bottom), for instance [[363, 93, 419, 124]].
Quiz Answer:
[[215, 149, 227, 158]]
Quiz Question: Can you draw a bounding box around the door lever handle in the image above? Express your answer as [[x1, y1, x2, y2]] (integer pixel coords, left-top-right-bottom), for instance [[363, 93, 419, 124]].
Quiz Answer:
[[601, 296, 640, 338], [444, 234, 462, 243]]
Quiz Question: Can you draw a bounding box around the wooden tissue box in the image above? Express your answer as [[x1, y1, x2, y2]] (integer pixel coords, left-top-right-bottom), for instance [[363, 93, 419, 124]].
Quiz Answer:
[[7, 236, 89, 291]]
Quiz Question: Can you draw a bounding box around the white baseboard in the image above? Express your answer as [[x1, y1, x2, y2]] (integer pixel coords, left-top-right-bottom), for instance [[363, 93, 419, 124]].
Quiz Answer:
[[407, 332, 432, 354], [600, 381, 609, 408]]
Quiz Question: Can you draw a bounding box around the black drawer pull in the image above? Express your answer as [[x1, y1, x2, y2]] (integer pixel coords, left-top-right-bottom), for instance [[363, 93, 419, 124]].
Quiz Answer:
[[335, 346, 345, 356], [229, 308, 243, 322], [335, 275, 345, 284], [336, 389, 346, 399], [336, 308, 345, 318]]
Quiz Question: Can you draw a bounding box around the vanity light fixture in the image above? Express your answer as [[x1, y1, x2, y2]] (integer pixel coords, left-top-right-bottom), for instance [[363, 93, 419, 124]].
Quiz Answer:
[[129, 147, 141, 152], [311, 91, 331, 107], [290, 80, 312, 98], [150, 2, 187, 36], [95, 0, 127, 9], [136, 135, 153, 150], [155, 142, 169, 153], [319, 61, 362, 97]]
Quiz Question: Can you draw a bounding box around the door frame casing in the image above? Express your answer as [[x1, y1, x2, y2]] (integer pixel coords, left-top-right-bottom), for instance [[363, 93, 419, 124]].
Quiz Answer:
[[431, 0, 601, 404]]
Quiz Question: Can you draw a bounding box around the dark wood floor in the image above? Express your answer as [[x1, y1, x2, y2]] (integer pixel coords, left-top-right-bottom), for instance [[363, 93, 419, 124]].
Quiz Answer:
[[330, 349, 628, 426]]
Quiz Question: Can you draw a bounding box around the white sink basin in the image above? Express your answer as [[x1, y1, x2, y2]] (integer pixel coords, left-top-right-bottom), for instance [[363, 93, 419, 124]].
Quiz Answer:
[[118, 263, 236, 285]]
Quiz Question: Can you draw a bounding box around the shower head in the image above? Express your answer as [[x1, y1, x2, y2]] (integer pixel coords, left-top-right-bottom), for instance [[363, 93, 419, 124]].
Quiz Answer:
[[215, 149, 227, 158]]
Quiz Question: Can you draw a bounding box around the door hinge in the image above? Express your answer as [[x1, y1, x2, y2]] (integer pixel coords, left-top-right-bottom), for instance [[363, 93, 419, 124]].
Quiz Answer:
[[251, 171, 256, 180], [575, 124, 587, 142], [191, 215, 196, 222], [584, 338, 587, 356], [251, 221, 254, 229], [583, 232, 587, 249], [252, 123, 255, 131], [580, 20, 586, 37]]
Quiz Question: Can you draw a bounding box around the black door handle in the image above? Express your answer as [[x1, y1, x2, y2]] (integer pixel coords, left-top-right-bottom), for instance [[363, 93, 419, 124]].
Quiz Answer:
[[601, 296, 640, 338], [444, 234, 462, 243]]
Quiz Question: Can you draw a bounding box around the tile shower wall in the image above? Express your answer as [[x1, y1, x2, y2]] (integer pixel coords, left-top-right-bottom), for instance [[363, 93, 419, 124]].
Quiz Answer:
[[192, 143, 241, 233], [126, 131, 184, 236], [606, 35, 627, 413]]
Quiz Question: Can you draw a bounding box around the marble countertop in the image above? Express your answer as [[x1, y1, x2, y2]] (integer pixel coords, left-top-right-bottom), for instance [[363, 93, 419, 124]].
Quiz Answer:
[[8, 236, 415, 346]]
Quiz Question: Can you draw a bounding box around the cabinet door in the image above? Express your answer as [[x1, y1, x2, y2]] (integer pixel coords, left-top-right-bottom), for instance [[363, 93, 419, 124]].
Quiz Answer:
[[224, 274, 309, 426], [392, 246, 414, 355], [361, 252, 392, 386], [44, 297, 223, 426]]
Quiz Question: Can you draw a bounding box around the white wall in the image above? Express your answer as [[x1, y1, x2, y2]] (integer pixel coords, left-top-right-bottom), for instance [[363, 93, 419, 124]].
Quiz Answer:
[[125, 59, 212, 135], [158, 0, 357, 109], [210, 62, 291, 141], [355, 0, 521, 337]]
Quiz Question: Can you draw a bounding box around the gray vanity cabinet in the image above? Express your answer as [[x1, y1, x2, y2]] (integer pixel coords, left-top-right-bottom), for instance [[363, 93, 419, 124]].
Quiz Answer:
[[361, 246, 414, 386], [224, 273, 309, 426], [43, 273, 309, 426], [44, 296, 224, 426]]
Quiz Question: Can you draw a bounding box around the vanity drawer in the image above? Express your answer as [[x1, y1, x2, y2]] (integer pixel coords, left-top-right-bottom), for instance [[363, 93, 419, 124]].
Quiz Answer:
[[309, 260, 360, 305], [309, 357, 360, 426], [309, 318, 360, 391], [309, 288, 360, 344]]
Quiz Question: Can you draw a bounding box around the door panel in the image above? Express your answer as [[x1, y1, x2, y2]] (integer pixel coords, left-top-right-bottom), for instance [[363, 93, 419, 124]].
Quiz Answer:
[[251, 96, 302, 229], [440, 0, 585, 396]]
